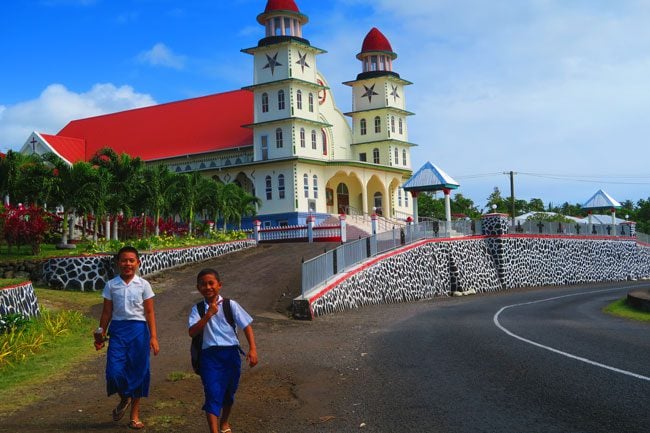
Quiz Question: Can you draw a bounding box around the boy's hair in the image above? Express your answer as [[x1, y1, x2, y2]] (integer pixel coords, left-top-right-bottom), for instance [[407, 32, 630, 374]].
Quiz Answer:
[[116, 245, 140, 261], [197, 268, 221, 283]]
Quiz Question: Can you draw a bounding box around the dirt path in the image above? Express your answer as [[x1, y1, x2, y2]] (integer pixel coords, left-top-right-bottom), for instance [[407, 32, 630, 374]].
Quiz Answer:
[[1, 242, 384, 433]]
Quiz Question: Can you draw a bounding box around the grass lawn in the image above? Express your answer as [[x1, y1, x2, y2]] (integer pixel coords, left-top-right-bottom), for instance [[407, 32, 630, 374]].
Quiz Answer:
[[603, 298, 650, 322], [0, 287, 103, 414], [0, 242, 94, 262]]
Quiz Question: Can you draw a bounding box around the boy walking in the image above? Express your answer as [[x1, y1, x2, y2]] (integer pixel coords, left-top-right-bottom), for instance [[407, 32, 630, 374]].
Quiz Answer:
[[189, 268, 258, 433]]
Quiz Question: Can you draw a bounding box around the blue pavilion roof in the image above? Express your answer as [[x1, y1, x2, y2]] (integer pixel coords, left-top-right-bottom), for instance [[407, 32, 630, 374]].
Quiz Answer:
[[402, 161, 460, 192]]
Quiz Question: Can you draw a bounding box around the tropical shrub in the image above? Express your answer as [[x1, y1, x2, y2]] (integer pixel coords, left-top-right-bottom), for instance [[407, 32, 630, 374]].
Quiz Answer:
[[1, 205, 51, 254]]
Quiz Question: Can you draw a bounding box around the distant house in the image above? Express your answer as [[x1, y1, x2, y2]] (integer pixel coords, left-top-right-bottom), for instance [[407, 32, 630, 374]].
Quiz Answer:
[[19, 0, 415, 229]]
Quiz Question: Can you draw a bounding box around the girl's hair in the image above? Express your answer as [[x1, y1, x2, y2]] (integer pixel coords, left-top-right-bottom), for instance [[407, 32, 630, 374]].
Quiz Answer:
[[197, 268, 221, 283], [116, 245, 139, 260]]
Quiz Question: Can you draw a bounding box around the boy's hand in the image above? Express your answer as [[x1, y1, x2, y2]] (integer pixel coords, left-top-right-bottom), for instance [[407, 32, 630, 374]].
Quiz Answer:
[[93, 331, 106, 350], [206, 299, 220, 317], [246, 348, 258, 368]]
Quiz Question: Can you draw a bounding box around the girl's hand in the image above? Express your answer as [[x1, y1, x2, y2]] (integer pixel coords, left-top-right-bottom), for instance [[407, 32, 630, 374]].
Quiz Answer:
[[150, 337, 160, 356]]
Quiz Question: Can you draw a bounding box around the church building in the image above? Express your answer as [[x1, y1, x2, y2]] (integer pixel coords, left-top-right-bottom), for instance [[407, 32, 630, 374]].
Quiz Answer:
[[21, 0, 416, 228]]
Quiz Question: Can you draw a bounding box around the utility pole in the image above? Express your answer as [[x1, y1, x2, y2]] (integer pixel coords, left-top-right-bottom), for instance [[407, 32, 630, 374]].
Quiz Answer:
[[505, 171, 516, 226]]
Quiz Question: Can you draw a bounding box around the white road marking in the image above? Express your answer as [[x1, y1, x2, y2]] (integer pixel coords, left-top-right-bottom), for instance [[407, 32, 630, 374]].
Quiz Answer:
[[493, 286, 650, 382]]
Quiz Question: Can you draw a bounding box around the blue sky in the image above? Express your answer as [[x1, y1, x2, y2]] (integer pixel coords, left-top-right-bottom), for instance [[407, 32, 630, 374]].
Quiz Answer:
[[2, 0, 650, 211]]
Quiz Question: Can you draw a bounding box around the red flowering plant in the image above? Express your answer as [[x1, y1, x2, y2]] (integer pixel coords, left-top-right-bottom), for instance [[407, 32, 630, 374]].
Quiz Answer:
[[1, 204, 51, 255]]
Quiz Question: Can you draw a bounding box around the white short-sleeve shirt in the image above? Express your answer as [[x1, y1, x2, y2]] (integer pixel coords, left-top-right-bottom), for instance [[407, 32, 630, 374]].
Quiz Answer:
[[102, 275, 155, 321], [188, 295, 253, 349]]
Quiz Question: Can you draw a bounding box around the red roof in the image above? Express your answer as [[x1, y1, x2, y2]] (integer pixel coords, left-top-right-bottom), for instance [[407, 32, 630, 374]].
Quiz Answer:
[[264, 0, 300, 14], [361, 27, 394, 53], [46, 90, 253, 163]]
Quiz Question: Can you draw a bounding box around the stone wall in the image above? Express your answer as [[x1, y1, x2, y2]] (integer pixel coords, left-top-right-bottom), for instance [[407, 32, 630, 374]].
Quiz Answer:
[[306, 235, 650, 318], [42, 239, 257, 291], [0, 282, 39, 318]]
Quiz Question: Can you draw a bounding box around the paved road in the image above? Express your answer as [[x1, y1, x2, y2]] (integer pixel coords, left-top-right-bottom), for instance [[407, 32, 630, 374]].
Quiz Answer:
[[337, 283, 650, 433]]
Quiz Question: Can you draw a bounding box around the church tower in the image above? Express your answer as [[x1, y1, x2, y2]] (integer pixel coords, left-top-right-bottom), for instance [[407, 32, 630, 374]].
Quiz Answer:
[[242, 0, 331, 165], [344, 28, 414, 170]]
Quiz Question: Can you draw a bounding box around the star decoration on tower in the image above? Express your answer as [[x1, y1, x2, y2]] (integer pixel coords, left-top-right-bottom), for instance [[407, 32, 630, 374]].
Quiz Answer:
[[390, 84, 400, 102], [263, 52, 282, 75], [295, 52, 310, 73], [362, 84, 378, 102]]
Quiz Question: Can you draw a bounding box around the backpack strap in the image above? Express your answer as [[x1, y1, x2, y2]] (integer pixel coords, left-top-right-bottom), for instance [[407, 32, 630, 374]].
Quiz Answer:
[[222, 298, 236, 333], [197, 301, 206, 320]]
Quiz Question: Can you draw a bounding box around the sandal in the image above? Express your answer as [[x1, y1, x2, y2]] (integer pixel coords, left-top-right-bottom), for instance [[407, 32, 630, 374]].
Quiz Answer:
[[112, 397, 131, 421], [129, 420, 145, 430], [220, 429, 232, 433]]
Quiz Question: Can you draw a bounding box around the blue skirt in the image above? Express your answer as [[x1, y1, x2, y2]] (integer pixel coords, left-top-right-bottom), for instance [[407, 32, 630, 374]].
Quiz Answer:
[[106, 320, 150, 398], [200, 346, 242, 416]]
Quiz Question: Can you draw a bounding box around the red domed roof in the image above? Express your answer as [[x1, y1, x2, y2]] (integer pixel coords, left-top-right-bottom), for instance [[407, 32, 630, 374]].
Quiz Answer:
[[264, 0, 300, 14], [361, 27, 394, 53]]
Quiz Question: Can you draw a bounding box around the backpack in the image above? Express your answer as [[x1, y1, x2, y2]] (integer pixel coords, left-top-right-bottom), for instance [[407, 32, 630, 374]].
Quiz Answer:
[[190, 298, 236, 375]]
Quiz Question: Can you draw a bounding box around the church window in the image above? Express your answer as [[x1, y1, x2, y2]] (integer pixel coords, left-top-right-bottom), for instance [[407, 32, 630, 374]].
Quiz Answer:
[[261, 135, 268, 160], [274, 17, 282, 36], [322, 129, 328, 155], [371, 55, 378, 71], [278, 174, 285, 199], [311, 130, 317, 150], [313, 175, 319, 199], [303, 174, 309, 198], [399, 118, 403, 134], [402, 149, 407, 166], [265, 176, 272, 200], [373, 148, 380, 164], [405, 189, 409, 207], [275, 128, 283, 148], [398, 188, 402, 207], [284, 17, 291, 35], [394, 148, 398, 164], [262, 93, 269, 113], [360, 118, 367, 135], [300, 128, 306, 147], [391, 116, 395, 133], [308, 93, 314, 112], [278, 90, 285, 110], [296, 90, 302, 110], [359, 152, 367, 162], [374, 116, 381, 133]]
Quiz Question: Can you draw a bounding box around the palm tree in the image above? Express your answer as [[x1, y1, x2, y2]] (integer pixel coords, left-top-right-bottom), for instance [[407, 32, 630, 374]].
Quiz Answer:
[[141, 164, 180, 236], [90, 148, 144, 240], [0, 151, 46, 206], [43, 155, 98, 244], [175, 171, 214, 236]]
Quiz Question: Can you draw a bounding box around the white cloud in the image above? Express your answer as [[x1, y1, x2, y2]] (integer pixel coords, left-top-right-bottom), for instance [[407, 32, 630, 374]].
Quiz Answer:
[[137, 43, 186, 70], [0, 83, 156, 152]]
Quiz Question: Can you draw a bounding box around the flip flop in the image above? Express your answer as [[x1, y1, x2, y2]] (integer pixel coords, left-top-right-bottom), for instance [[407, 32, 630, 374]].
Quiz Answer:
[[220, 429, 232, 433], [112, 397, 131, 422], [129, 420, 145, 430]]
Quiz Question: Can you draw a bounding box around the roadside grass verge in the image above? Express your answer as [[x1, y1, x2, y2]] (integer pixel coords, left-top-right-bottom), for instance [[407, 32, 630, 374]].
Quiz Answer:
[[0, 289, 102, 414], [603, 298, 650, 322]]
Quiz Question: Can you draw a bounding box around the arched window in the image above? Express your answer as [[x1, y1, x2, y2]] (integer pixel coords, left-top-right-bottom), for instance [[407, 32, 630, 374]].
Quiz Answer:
[[265, 176, 272, 200], [275, 128, 283, 148], [398, 118, 403, 134], [261, 92, 269, 113], [300, 128, 306, 148], [303, 174, 309, 198], [373, 148, 380, 164], [311, 130, 317, 150], [391, 116, 395, 133], [313, 175, 319, 199], [308, 93, 314, 112], [321, 129, 328, 155], [278, 174, 285, 199], [278, 89, 285, 110], [360, 118, 367, 135], [402, 149, 407, 166], [296, 89, 302, 110], [374, 116, 381, 133]]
